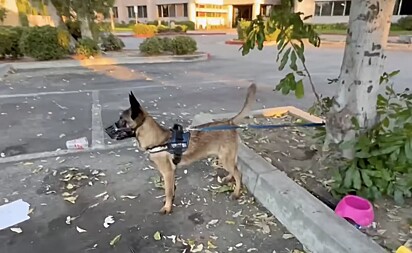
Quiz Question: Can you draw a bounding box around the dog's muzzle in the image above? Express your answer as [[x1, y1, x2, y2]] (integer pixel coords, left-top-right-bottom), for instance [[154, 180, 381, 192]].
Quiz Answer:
[[105, 122, 135, 140]]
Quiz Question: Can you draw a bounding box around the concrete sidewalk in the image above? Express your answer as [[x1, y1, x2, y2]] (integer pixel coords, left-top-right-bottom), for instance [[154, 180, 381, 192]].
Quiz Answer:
[[1, 53, 209, 73], [0, 148, 302, 253]]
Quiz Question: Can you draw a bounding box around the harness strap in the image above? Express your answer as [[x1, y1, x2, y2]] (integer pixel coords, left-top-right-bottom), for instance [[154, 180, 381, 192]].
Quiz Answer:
[[145, 124, 190, 166]]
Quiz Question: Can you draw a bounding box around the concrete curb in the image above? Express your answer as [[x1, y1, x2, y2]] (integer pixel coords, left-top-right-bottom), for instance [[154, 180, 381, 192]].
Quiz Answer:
[[191, 108, 386, 253], [320, 40, 412, 51], [115, 32, 227, 37], [6, 53, 209, 71], [0, 63, 14, 78], [0, 141, 134, 164]]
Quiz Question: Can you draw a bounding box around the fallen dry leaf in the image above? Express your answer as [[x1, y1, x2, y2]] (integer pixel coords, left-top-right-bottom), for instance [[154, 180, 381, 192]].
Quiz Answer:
[[192, 243, 204, 252], [110, 234, 121, 246], [153, 231, 162, 241], [64, 195, 79, 204], [103, 215, 115, 228], [95, 191, 107, 198], [120, 195, 139, 199], [207, 240, 217, 249], [282, 233, 295, 239], [76, 226, 87, 233]]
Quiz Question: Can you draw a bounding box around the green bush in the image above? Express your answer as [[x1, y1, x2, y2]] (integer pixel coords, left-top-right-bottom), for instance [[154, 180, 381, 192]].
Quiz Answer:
[[157, 25, 171, 33], [0, 26, 26, 59], [66, 20, 82, 40], [170, 36, 197, 55], [397, 16, 412, 31], [332, 72, 412, 205], [139, 36, 197, 55], [133, 24, 157, 36], [175, 21, 195, 30], [19, 25, 68, 60], [237, 20, 251, 40], [101, 33, 125, 51], [139, 37, 163, 55], [157, 25, 187, 33], [75, 37, 100, 59], [147, 20, 168, 26], [160, 37, 174, 52]]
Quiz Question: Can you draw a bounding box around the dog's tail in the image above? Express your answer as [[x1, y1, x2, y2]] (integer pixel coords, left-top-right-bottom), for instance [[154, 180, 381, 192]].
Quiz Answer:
[[230, 83, 257, 124]]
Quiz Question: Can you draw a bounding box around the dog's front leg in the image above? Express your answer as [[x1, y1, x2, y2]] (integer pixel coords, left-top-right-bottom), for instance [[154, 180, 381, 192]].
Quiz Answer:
[[153, 157, 175, 214]]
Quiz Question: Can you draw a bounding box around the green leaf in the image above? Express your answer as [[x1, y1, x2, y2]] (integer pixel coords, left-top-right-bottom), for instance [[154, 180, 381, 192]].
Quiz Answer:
[[353, 169, 362, 190], [295, 79, 304, 98], [361, 170, 373, 187], [343, 166, 354, 188], [404, 138, 412, 160], [382, 117, 390, 128], [339, 139, 356, 150], [371, 145, 399, 156], [279, 47, 291, 71], [289, 50, 298, 71]]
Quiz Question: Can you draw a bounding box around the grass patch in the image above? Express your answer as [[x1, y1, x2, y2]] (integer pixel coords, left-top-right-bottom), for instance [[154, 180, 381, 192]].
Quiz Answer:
[[315, 28, 412, 36], [114, 27, 133, 32]]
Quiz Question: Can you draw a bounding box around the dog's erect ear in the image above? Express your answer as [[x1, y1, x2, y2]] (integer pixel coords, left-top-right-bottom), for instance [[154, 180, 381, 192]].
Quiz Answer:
[[129, 91, 143, 120]]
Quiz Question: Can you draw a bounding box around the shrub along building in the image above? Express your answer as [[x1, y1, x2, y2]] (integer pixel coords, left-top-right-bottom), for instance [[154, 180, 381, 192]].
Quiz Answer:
[[112, 0, 412, 29]]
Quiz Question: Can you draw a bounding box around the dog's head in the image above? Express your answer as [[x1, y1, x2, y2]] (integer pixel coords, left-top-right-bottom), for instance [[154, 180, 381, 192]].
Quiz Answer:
[[105, 91, 146, 140]]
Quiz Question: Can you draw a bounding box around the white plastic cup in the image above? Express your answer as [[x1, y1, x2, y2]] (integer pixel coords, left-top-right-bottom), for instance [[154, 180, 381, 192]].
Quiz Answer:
[[66, 137, 89, 150]]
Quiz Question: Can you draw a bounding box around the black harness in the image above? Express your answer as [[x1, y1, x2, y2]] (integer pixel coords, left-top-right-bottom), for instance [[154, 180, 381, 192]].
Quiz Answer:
[[146, 124, 190, 165]]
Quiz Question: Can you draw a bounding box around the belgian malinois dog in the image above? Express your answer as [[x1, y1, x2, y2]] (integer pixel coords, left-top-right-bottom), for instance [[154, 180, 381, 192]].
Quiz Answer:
[[107, 83, 257, 214]]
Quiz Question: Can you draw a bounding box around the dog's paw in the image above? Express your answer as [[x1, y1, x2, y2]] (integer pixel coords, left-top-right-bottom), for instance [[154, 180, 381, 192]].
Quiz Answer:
[[230, 192, 241, 200], [159, 205, 172, 215], [220, 175, 234, 184]]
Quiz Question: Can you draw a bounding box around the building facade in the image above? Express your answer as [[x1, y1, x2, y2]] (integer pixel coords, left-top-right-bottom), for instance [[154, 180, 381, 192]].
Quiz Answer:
[[112, 0, 412, 28]]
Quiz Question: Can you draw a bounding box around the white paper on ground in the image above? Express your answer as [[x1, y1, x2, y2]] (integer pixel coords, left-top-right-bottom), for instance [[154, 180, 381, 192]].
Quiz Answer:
[[0, 199, 30, 230]]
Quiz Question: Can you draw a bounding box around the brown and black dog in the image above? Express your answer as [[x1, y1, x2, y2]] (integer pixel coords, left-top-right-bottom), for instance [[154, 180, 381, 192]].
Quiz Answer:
[[109, 83, 256, 214]]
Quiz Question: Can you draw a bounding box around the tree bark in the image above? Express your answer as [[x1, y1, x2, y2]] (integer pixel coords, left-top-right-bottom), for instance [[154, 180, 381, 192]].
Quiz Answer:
[[45, 1, 77, 50], [324, 0, 396, 159], [79, 15, 93, 39]]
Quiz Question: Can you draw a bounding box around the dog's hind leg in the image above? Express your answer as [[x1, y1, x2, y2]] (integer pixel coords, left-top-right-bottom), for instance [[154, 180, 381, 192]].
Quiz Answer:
[[219, 149, 242, 199]]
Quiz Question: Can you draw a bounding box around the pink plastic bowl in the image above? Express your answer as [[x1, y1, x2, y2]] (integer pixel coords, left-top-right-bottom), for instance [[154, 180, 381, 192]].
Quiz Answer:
[[334, 195, 374, 227]]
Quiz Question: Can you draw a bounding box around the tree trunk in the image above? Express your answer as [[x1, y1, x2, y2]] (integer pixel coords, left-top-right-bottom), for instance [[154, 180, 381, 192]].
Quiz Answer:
[[324, 0, 396, 159], [79, 15, 93, 39], [45, 1, 77, 50]]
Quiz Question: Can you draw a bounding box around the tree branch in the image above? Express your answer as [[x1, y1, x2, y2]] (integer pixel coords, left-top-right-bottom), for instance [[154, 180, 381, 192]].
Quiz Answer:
[[291, 43, 321, 104]]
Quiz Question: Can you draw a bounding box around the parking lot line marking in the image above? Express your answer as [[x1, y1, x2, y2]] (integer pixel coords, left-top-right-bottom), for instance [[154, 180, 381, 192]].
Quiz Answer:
[[0, 142, 134, 164], [0, 84, 167, 99], [91, 90, 105, 150]]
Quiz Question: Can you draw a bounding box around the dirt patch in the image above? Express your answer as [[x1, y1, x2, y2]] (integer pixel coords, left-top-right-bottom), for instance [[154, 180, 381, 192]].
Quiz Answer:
[[239, 114, 412, 251]]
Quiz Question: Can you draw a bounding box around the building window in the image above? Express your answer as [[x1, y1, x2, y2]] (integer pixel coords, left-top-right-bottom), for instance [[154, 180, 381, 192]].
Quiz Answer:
[[196, 12, 223, 17], [183, 3, 188, 17], [314, 1, 351, 16], [138, 6, 147, 18], [127, 6, 135, 18], [393, 0, 412, 15], [158, 4, 187, 18], [260, 4, 273, 17], [332, 1, 345, 16], [112, 7, 118, 18]]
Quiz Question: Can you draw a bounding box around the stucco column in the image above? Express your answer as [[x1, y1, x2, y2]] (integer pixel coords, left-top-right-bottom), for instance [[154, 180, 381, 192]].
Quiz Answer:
[[252, 3, 260, 19], [3, 0, 20, 26], [147, 2, 156, 21], [227, 5, 233, 28], [188, 0, 196, 26]]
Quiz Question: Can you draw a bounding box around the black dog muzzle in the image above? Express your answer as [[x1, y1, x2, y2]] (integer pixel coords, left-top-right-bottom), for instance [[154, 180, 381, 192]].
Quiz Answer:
[[105, 122, 135, 140]]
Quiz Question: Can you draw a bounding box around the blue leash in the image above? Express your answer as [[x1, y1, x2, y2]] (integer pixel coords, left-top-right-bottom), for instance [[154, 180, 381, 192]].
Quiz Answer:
[[187, 122, 326, 132]]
